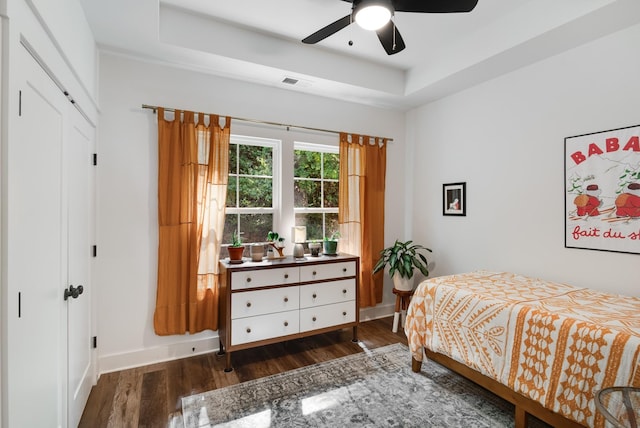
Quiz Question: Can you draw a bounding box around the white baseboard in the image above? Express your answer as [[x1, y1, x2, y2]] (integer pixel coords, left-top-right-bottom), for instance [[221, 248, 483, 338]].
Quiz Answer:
[[98, 335, 220, 375], [98, 306, 396, 376], [359, 303, 395, 322]]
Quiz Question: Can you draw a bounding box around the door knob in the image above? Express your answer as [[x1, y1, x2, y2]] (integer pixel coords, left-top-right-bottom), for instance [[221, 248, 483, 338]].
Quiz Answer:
[[64, 285, 84, 300]]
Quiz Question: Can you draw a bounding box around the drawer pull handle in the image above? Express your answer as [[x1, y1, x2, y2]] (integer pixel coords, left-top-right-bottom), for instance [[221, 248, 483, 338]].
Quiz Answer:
[[312, 316, 317, 322], [246, 277, 252, 283], [246, 328, 251, 333], [284, 297, 289, 303], [342, 289, 347, 294], [312, 271, 317, 276], [284, 321, 289, 327], [246, 302, 252, 307], [343, 268, 347, 272], [312, 293, 317, 299], [284, 274, 289, 279], [343, 311, 347, 316]]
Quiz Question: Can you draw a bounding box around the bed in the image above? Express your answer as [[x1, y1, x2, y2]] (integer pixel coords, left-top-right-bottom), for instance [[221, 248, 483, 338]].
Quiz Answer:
[[404, 271, 640, 428]]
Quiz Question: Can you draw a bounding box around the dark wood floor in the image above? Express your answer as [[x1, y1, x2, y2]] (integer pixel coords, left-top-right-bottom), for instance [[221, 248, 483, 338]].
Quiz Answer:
[[79, 317, 407, 428]]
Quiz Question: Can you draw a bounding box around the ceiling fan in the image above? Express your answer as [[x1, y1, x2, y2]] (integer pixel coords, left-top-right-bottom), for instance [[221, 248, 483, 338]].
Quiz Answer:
[[302, 0, 479, 55]]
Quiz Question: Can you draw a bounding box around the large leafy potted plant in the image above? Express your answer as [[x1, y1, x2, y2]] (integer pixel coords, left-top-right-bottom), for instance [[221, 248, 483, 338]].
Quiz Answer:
[[372, 240, 432, 291], [227, 230, 245, 262]]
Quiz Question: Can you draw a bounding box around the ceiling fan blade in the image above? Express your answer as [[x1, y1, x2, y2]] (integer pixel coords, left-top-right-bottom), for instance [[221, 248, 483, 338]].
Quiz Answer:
[[302, 14, 352, 44], [394, 0, 478, 13], [376, 21, 405, 55]]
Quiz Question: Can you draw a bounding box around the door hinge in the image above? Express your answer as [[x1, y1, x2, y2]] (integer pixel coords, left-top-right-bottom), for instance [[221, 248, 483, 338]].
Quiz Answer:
[[92, 336, 97, 349], [93, 153, 97, 166], [92, 245, 97, 258], [18, 90, 22, 116]]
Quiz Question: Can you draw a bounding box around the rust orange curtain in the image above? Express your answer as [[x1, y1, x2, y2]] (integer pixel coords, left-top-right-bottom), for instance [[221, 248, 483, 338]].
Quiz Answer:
[[339, 133, 387, 307], [154, 108, 231, 335]]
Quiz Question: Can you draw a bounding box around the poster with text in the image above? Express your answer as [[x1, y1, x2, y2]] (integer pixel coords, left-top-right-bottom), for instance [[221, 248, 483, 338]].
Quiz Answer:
[[565, 124, 640, 254]]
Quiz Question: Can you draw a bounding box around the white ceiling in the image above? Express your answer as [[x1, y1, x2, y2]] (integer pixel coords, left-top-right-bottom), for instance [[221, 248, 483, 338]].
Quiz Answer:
[[79, 0, 640, 110]]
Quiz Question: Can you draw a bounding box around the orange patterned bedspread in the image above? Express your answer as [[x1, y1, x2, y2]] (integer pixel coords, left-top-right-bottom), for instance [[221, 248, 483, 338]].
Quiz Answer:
[[405, 271, 640, 428]]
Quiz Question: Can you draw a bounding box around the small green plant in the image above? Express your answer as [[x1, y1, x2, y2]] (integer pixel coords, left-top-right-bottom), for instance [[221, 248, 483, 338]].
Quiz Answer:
[[373, 240, 431, 279], [324, 231, 341, 241], [266, 231, 279, 242], [230, 230, 243, 247]]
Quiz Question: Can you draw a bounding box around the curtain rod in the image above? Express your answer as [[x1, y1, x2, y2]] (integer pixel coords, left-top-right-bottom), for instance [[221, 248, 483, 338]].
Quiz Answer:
[[141, 104, 394, 143]]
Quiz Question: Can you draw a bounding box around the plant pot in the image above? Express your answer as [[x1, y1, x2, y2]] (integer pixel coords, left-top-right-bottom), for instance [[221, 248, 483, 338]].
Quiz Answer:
[[323, 240, 338, 255], [392, 275, 415, 291], [309, 242, 322, 256], [250, 244, 264, 262], [228, 246, 245, 261]]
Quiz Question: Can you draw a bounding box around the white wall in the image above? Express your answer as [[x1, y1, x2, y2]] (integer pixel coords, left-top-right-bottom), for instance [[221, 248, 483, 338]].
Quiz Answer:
[[407, 23, 640, 296], [95, 53, 406, 373]]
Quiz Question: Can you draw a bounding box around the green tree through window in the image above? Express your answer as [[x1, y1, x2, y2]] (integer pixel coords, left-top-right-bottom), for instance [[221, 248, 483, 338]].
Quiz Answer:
[[294, 144, 339, 241], [224, 136, 278, 250]]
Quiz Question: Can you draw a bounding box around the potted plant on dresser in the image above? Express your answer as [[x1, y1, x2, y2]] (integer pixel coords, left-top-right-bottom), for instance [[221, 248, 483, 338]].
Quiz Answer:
[[227, 231, 245, 262], [323, 231, 340, 255], [266, 231, 285, 258], [372, 239, 432, 291]]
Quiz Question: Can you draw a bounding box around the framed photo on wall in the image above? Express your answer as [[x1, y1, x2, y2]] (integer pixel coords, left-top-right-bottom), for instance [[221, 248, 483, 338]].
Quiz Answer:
[[443, 182, 466, 216], [565, 123, 640, 254]]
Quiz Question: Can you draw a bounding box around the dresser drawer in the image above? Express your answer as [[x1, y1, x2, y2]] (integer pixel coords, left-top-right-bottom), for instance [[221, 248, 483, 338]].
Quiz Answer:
[[231, 267, 300, 290], [299, 301, 356, 332], [300, 261, 356, 282], [299, 279, 356, 309], [231, 310, 300, 346], [231, 287, 300, 320]]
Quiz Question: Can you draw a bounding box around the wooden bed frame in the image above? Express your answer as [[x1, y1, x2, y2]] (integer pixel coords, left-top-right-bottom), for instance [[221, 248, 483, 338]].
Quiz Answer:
[[412, 348, 587, 428]]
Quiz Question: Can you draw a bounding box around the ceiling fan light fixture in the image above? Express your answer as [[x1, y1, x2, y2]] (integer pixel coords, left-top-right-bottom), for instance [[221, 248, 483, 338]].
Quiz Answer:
[[354, 1, 392, 31]]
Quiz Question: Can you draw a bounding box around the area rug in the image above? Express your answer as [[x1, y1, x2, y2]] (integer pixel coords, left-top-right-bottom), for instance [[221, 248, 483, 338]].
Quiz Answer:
[[182, 343, 549, 427]]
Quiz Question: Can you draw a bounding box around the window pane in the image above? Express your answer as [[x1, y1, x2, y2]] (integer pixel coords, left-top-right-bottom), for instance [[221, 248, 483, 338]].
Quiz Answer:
[[294, 145, 339, 243], [324, 181, 339, 208], [222, 214, 239, 245], [222, 213, 273, 247], [239, 177, 272, 207], [324, 153, 339, 180], [226, 176, 237, 207], [240, 213, 273, 243], [296, 213, 323, 241], [228, 143, 237, 174], [239, 145, 272, 175], [294, 179, 321, 207], [326, 213, 339, 238], [294, 150, 321, 178]]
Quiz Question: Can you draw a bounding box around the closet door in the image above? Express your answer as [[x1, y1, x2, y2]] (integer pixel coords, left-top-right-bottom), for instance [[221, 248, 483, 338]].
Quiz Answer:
[[9, 45, 67, 427], [66, 106, 94, 427]]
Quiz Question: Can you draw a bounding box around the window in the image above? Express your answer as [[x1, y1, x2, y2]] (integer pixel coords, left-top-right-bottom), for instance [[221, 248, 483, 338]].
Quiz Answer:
[[220, 131, 338, 256], [223, 135, 279, 247], [294, 143, 339, 241]]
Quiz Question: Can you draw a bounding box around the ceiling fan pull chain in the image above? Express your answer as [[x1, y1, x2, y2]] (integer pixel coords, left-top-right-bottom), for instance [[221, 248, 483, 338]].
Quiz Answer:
[[392, 19, 396, 50]]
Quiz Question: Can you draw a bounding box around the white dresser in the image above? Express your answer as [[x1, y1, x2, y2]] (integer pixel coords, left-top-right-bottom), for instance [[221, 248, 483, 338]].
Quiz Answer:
[[218, 254, 360, 371]]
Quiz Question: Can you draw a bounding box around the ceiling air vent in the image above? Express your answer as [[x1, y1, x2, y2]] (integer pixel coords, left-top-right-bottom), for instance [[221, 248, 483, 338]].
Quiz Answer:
[[282, 77, 299, 85]]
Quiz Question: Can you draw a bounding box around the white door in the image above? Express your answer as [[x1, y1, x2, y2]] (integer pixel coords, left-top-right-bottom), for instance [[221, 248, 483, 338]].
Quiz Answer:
[[66, 106, 94, 427], [9, 44, 95, 427], [9, 44, 67, 427]]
